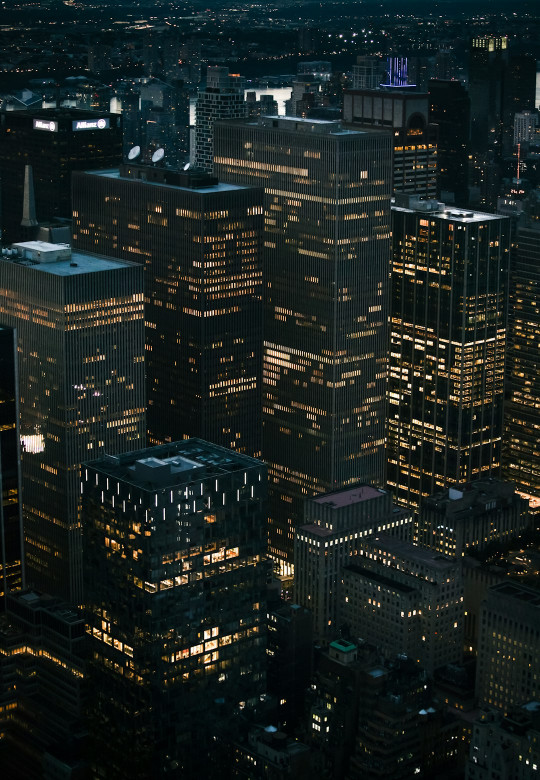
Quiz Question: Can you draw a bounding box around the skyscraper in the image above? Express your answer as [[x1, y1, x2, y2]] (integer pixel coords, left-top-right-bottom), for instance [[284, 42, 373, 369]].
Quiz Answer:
[[502, 54, 537, 154], [343, 87, 438, 198], [194, 66, 246, 173], [468, 36, 508, 155], [72, 164, 264, 455], [429, 79, 470, 206], [0, 241, 145, 603], [82, 439, 267, 779], [0, 109, 122, 244], [0, 590, 87, 778], [388, 195, 510, 510], [215, 117, 392, 573], [0, 326, 24, 606], [503, 196, 540, 512]]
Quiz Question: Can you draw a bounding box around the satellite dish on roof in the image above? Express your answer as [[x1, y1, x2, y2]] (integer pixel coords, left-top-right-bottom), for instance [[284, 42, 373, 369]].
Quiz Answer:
[[151, 148, 165, 163], [183, 162, 191, 171], [127, 145, 141, 160]]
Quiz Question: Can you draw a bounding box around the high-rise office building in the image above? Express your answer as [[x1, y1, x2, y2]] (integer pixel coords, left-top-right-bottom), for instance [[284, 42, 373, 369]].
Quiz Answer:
[[467, 37, 509, 211], [343, 87, 438, 198], [341, 535, 464, 674], [476, 582, 540, 711], [417, 479, 531, 558], [468, 36, 508, 155], [503, 198, 540, 512], [429, 79, 470, 206], [0, 109, 122, 244], [0, 326, 24, 606], [72, 164, 264, 455], [388, 195, 510, 510], [82, 439, 267, 779], [215, 117, 392, 574], [0, 590, 87, 779], [295, 485, 412, 642], [0, 240, 145, 603], [502, 55, 537, 154], [194, 66, 246, 173]]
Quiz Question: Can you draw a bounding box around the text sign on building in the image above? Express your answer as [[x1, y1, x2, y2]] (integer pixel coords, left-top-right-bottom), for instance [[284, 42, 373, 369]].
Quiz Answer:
[[33, 119, 58, 132], [72, 118, 110, 132]]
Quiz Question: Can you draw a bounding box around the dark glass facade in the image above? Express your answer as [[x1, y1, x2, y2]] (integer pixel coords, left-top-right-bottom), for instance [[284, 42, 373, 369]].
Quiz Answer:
[[501, 54, 537, 154], [503, 216, 540, 512], [468, 36, 508, 155], [72, 166, 264, 456], [0, 591, 87, 779], [82, 439, 267, 779], [0, 326, 23, 606], [0, 247, 146, 603], [429, 79, 470, 207], [0, 109, 122, 244], [214, 117, 391, 574], [388, 197, 510, 510]]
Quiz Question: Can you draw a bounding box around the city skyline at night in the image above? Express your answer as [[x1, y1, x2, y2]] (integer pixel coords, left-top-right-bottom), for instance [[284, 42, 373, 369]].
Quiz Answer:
[[0, 1, 538, 776]]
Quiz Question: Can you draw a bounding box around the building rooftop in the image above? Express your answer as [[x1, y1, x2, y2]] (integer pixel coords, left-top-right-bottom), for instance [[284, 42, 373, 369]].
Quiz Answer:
[[345, 562, 417, 594], [90, 168, 250, 195], [298, 523, 333, 538], [346, 87, 427, 97], [366, 533, 457, 570], [222, 116, 367, 136], [423, 478, 524, 518], [313, 484, 384, 508], [392, 194, 504, 223], [5, 244, 136, 276], [85, 438, 263, 490], [489, 581, 540, 608], [330, 638, 357, 653]]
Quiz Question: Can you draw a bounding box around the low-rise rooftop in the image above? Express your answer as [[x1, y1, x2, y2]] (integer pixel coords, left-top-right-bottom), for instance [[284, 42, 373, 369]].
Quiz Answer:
[[365, 533, 457, 570], [313, 485, 384, 508]]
